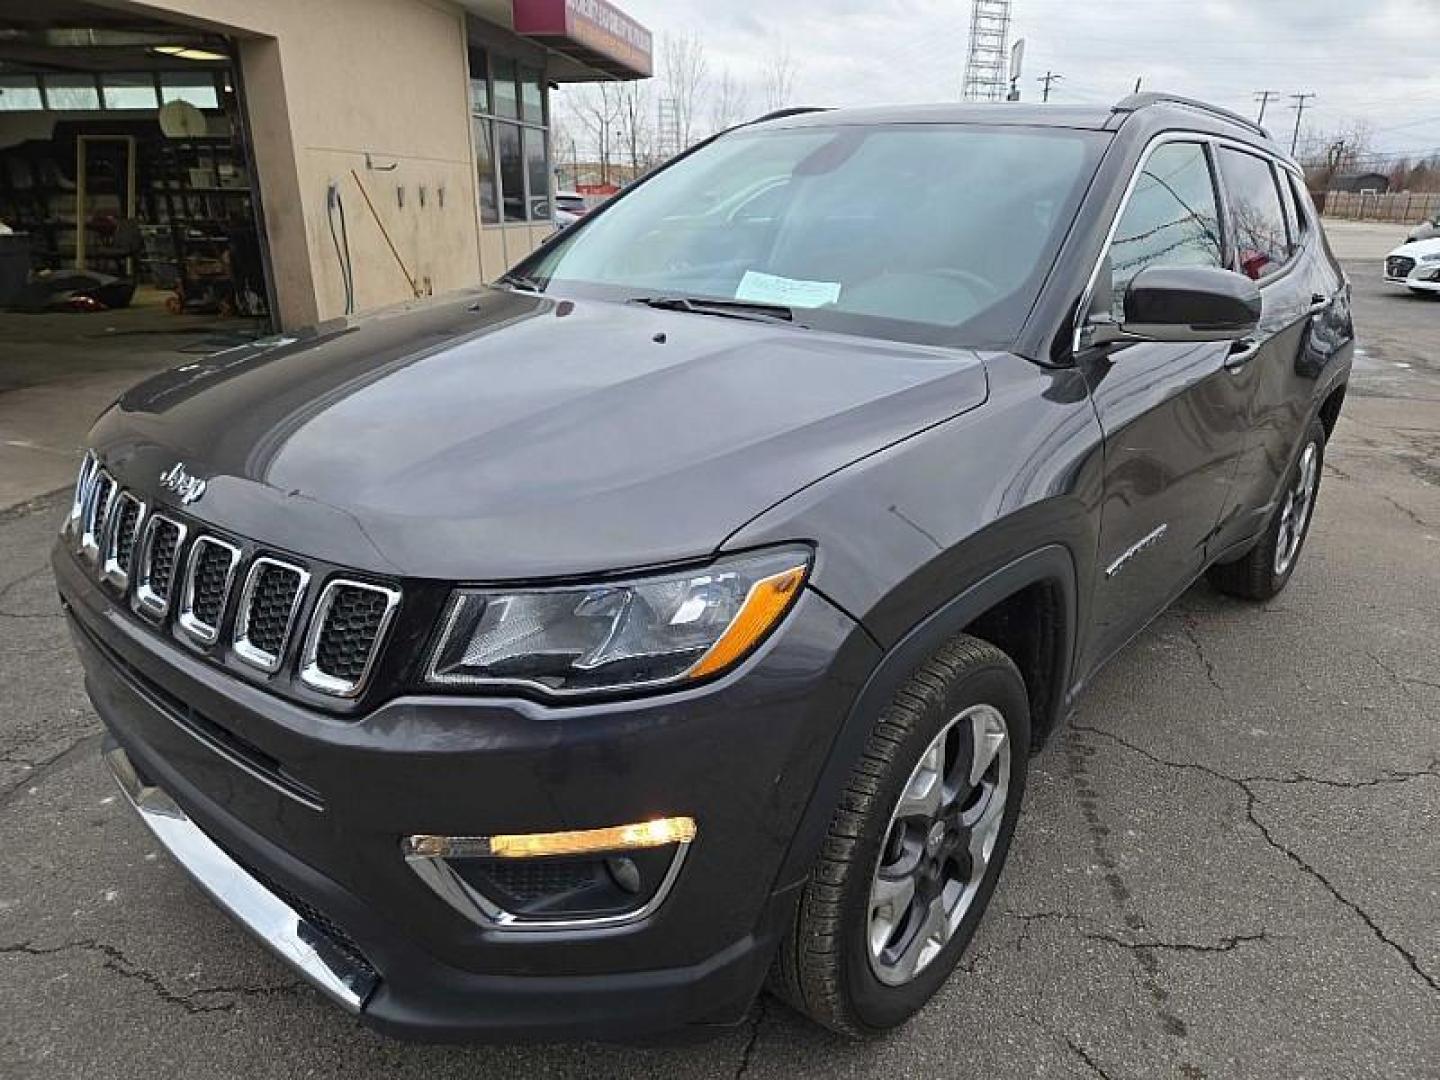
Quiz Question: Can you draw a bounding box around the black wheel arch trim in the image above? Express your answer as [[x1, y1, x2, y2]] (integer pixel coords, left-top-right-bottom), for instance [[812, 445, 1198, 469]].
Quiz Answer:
[[771, 543, 1077, 892]]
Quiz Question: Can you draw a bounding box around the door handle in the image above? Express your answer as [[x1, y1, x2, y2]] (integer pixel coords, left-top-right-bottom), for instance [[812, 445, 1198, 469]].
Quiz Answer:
[[1307, 292, 1331, 315], [1225, 338, 1261, 372]]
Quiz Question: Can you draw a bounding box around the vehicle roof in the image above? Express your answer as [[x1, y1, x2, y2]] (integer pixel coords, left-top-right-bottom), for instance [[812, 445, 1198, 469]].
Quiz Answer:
[[751, 97, 1291, 161]]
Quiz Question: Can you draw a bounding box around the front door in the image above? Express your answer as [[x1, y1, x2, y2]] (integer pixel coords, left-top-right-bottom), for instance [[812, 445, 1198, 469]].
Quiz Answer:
[[1079, 139, 1253, 671]]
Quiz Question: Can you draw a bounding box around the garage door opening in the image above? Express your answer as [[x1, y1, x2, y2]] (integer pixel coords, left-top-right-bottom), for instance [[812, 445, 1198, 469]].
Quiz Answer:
[[0, 0, 273, 508]]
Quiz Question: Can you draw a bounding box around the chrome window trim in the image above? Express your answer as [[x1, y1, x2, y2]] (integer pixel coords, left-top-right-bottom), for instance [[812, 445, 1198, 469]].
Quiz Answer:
[[177, 536, 243, 644], [233, 557, 311, 673], [79, 469, 117, 563], [1072, 131, 1301, 355], [298, 579, 402, 698], [101, 491, 147, 592], [134, 514, 187, 619], [401, 837, 692, 933], [65, 451, 97, 539]]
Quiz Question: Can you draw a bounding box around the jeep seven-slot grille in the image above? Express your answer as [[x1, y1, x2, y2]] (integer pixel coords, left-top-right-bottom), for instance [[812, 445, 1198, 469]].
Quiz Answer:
[[70, 462, 403, 700]]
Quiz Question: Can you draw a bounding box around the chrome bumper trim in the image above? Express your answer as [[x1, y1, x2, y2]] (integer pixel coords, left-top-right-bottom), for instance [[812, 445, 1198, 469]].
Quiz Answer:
[[103, 742, 377, 1013]]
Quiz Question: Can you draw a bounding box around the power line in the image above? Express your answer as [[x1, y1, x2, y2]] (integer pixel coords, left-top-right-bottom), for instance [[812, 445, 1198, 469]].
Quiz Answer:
[[1289, 92, 1316, 154]]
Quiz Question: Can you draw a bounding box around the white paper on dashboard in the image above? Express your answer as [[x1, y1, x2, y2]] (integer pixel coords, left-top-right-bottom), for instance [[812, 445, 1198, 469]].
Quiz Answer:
[[735, 270, 841, 309]]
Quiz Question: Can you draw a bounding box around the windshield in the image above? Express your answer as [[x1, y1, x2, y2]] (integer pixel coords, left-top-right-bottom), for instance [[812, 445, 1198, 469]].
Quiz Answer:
[[520, 123, 1106, 347]]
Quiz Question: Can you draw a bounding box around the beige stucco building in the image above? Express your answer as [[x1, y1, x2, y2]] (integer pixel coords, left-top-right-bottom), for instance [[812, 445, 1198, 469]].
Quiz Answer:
[[0, 0, 651, 330]]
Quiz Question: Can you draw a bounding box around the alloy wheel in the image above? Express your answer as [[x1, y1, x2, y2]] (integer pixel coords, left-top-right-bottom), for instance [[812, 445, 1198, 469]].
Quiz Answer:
[[1274, 440, 1320, 577], [866, 703, 1011, 986]]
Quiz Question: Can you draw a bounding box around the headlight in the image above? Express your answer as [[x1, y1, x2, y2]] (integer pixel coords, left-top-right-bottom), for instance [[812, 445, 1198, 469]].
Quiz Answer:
[[425, 547, 811, 695], [1419, 253, 1440, 263]]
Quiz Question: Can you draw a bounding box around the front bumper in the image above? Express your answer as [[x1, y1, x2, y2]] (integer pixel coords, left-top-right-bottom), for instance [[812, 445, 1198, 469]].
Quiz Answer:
[[103, 740, 378, 1012], [58, 544, 877, 1040]]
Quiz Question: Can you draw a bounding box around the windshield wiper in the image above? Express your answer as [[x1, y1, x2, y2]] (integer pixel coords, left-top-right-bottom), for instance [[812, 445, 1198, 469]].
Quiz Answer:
[[497, 270, 545, 293], [630, 295, 798, 325]]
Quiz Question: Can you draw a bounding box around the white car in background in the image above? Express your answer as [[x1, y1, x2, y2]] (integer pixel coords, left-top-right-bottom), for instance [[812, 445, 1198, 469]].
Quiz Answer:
[[1384, 237, 1440, 296], [553, 191, 589, 231]]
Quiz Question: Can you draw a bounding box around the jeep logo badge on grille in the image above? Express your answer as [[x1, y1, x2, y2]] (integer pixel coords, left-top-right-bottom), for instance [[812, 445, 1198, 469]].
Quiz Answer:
[[159, 462, 208, 506]]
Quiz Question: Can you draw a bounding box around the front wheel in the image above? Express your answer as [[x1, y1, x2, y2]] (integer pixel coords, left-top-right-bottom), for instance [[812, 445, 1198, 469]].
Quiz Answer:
[[1208, 417, 1326, 601], [771, 635, 1030, 1036]]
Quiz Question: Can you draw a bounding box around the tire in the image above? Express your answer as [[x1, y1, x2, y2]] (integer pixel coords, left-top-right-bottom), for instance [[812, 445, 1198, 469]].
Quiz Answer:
[[1207, 417, 1327, 601], [771, 634, 1030, 1036]]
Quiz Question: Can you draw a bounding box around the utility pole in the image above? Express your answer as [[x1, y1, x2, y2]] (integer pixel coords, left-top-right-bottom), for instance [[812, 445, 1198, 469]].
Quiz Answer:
[[1289, 92, 1316, 155], [1038, 70, 1062, 103], [1253, 89, 1279, 125]]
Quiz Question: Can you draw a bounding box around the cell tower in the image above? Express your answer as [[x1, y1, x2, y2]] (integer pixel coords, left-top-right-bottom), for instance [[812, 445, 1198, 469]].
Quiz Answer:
[[961, 0, 1013, 102]]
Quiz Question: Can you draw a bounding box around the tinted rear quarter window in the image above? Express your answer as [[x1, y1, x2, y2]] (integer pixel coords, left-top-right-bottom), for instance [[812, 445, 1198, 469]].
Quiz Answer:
[[1218, 148, 1288, 280]]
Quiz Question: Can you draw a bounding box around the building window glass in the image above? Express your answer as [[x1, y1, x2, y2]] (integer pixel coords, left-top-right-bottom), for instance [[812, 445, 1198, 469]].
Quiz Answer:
[[492, 56, 519, 120], [43, 74, 100, 111], [496, 121, 525, 222], [474, 118, 499, 224], [101, 73, 159, 110], [520, 67, 544, 125], [524, 125, 550, 219], [160, 73, 219, 110], [0, 75, 43, 111], [468, 48, 491, 114], [468, 46, 551, 225]]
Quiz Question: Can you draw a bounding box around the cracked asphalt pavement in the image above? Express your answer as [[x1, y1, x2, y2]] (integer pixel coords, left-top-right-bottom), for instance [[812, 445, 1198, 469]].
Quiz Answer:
[[3, 229, 1438, 1078]]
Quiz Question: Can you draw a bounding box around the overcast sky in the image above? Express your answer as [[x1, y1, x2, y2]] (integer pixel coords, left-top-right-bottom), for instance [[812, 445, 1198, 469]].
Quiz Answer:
[[587, 0, 1440, 161]]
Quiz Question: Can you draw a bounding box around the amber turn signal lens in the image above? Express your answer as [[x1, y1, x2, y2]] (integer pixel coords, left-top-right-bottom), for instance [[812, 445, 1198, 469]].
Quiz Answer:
[[490, 817, 697, 859], [686, 565, 807, 680], [405, 817, 698, 861]]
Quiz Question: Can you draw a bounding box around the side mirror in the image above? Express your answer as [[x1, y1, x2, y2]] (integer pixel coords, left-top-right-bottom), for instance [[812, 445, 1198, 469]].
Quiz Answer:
[[1085, 265, 1262, 347], [1118, 265, 1262, 343]]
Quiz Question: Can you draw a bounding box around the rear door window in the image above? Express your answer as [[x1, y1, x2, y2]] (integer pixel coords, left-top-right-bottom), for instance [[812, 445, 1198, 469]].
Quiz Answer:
[[1108, 140, 1225, 317], [1217, 148, 1289, 280]]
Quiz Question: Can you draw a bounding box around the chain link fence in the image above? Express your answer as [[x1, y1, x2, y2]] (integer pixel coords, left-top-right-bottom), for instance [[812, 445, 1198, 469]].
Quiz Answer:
[[1316, 190, 1440, 224]]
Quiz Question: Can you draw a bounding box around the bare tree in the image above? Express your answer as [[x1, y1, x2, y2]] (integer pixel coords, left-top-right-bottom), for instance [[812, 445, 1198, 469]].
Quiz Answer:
[[615, 79, 655, 178], [760, 45, 798, 113], [570, 82, 623, 186], [662, 31, 709, 148], [709, 67, 749, 134]]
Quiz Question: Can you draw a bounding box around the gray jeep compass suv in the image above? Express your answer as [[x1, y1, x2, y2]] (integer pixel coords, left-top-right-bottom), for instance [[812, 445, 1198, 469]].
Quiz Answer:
[[56, 93, 1352, 1041]]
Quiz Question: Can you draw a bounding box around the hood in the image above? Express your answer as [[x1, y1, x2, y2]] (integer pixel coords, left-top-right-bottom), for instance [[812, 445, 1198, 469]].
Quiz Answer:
[[95, 290, 988, 580], [1390, 236, 1440, 259]]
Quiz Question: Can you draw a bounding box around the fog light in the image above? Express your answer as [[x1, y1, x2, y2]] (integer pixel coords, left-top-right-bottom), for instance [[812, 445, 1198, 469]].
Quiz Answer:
[[402, 817, 696, 929]]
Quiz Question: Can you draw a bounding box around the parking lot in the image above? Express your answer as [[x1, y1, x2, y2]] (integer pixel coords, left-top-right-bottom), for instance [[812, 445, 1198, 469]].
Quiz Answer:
[[2, 221, 1436, 1079]]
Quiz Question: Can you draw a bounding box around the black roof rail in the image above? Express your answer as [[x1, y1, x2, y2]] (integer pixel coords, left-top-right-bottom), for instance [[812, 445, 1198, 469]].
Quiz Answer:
[[1111, 92, 1269, 140], [747, 106, 831, 125]]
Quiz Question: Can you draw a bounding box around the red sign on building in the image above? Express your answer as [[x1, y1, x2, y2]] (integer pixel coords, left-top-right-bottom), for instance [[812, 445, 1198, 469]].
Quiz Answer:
[[513, 0, 654, 79]]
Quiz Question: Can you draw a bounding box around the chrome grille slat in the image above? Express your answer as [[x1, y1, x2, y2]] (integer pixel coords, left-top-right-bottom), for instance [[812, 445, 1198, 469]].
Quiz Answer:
[[80, 470, 117, 562], [300, 580, 401, 698], [234, 558, 310, 673], [134, 515, 187, 619], [101, 492, 147, 591], [178, 536, 242, 644], [65, 452, 98, 539]]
